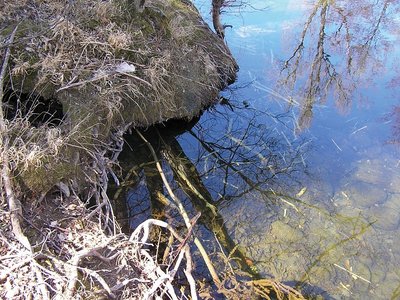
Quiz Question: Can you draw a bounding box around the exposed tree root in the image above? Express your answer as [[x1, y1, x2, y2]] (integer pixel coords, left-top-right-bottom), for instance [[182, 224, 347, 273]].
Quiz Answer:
[[1, 24, 51, 300]]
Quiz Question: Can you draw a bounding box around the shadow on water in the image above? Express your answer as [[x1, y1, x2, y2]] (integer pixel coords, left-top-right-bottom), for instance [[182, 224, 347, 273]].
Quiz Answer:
[[109, 99, 343, 298], [113, 112, 263, 279], [109, 117, 200, 233]]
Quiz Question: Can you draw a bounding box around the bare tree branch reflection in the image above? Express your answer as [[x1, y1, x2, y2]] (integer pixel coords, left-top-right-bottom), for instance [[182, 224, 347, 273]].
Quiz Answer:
[[113, 102, 310, 284], [211, 0, 269, 39], [280, 0, 397, 131], [189, 109, 308, 204], [160, 135, 260, 278]]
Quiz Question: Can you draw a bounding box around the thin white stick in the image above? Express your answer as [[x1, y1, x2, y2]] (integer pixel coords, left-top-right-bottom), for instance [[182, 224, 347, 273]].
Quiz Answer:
[[351, 125, 367, 135], [279, 197, 299, 212], [131, 219, 183, 244], [331, 138, 342, 152], [184, 245, 198, 300], [135, 129, 221, 285], [333, 263, 371, 284]]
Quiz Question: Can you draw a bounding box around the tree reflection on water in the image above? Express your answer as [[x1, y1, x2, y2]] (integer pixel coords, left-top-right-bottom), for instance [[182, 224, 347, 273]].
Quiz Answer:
[[113, 101, 310, 278], [112, 98, 375, 297], [279, 0, 399, 131], [108, 1, 400, 296], [386, 105, 400, 145]]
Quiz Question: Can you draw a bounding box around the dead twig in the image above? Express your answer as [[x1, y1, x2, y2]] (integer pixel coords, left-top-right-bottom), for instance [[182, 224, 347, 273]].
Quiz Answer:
[[248, 279, 305, 300], [66, 244, 112, 298], [135, 129, 221, 286], [132, 218, 194, 300], [1, 25, 51, 300], [80, 266, 116, 298], [131, 218, 184, 244], [0, 25, 18, 121], [0, 24, 31, 254], [0, 27, 26, 244], [0, 256, 31, 282]]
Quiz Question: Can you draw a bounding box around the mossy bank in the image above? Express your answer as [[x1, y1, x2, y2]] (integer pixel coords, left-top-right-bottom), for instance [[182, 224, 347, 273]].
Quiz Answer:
[[0, 0, 237, 194]]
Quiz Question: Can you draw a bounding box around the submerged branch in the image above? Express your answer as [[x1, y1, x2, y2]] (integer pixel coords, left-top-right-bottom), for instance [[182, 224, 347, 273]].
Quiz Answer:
[[160, 135, 261, 278], [135, 129, 222, 286]]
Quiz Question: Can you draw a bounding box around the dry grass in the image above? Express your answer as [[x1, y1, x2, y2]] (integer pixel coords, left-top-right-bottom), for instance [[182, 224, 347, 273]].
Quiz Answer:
[[0, 107, 198, 299], [1, 0, 165, 127], [1, 0, 237, 127], [0, 194, 200, 299], [0, 22, 197, 299], [0, 17, 155, 297]]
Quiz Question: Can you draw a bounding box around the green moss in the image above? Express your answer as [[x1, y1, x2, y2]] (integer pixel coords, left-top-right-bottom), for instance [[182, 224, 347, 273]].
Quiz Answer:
[[18, 19, 43, 34], [21, 159, 76, 193], [0, 25, 14, 36], [2, 0, 238, 194]]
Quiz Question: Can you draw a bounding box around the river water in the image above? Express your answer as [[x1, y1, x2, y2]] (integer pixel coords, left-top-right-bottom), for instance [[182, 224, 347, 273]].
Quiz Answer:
[[117, 1, 400, 299]]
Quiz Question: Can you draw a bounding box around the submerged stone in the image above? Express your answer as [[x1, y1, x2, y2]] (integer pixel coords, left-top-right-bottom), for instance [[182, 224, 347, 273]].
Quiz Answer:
[[368, 202, 400, 231], [352, 159, 400, 193]]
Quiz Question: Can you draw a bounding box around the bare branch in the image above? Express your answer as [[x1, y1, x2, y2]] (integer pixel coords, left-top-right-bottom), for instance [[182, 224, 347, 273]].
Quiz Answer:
[[0, 25, 19, 122], [135, 129, 222, 286]]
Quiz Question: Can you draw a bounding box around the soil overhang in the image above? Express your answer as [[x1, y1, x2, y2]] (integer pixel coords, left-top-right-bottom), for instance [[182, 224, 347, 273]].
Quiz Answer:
[[0, 0, 238, 193]]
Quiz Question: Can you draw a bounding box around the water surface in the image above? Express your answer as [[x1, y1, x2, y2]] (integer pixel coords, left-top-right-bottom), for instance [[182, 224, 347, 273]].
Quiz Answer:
[[118, 1, 400, 298]]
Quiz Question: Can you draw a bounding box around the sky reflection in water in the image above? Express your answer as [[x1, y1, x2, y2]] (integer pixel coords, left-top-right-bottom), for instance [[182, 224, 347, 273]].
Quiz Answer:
[[190, 0, 400, 298], [121, 1, 400, 299]]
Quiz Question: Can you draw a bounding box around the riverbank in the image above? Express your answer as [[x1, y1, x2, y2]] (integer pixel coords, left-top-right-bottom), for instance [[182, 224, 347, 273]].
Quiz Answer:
[[0, 0, 305, 298], [0, 0, 238, 298]]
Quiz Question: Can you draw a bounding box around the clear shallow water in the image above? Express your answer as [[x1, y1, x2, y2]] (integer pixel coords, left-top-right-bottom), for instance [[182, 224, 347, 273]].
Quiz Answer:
[[119, 1, 400, 298]]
